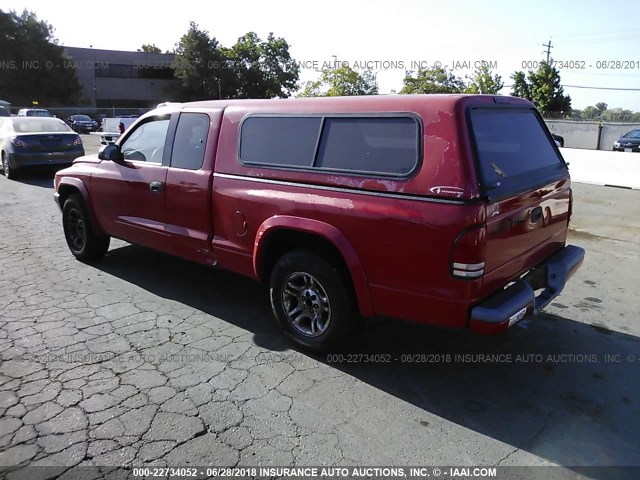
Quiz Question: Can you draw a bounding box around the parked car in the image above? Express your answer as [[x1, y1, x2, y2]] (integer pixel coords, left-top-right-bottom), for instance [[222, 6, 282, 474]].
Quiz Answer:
[[66, 114, 99, 133], [0, 107, 10, 117], [551, 133, 564, 147], [95, 117, 138, 145], [0, 117, 84, 179], [53, 95, 584, 350], [17, 108, 53, 117], [613, 129, 640, 152]]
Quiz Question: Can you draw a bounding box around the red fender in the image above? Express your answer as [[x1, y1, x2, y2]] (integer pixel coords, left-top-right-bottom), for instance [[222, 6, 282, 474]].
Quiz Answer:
[[57, 177, 106, 236], [254, 216, 375, 317]]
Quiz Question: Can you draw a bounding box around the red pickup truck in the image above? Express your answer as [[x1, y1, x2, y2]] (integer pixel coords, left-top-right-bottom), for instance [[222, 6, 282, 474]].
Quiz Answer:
[[54, 95, 584, 350]]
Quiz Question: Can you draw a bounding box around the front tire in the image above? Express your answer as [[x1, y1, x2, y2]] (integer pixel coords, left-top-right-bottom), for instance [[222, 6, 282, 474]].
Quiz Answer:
[[269, 249, 356, 351], [62, 194, 110, 261]]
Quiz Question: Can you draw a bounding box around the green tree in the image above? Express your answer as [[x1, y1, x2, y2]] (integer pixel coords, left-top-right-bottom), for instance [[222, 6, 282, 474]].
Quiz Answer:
[[510, 71, 531, 100], [582, 106, 599, 119], [0, 9, 82, 106], [171, 22, 232, 100], [465, 64, 504, 94], [171, 24, 299, 100], [138, 44, 162, 53], [527, 62, 571, 113], [595, 102, 608, 116], [569, 109, 583, 120], [298, 66, 378, 97], [224, 32, 299, 98], [400, 67, 465, 94], [602, 108, 633, 122], [509, 62, 571, 113], [578, 105, 640, 122]]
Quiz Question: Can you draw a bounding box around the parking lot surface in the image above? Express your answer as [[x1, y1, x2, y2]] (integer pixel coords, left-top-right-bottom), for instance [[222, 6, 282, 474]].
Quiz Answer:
[[0, 152, 638, 477]]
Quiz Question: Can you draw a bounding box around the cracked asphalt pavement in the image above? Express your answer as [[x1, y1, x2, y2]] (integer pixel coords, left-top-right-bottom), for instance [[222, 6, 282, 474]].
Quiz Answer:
[[0, 148, 638, 479]]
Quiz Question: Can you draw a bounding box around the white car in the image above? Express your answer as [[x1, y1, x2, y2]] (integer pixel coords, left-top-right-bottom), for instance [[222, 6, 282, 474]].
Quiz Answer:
[[17, 108, 52, 117]]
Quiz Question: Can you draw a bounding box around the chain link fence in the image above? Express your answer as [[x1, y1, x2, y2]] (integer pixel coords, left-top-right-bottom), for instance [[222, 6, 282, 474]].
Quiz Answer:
[[542, 111, 640, 123], [8, 106, 153, 121], [8, 105, 640, 129]]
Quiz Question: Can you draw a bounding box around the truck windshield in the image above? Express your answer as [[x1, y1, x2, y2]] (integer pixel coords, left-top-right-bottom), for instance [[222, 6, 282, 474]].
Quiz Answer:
[[469, 107, 566, 196]]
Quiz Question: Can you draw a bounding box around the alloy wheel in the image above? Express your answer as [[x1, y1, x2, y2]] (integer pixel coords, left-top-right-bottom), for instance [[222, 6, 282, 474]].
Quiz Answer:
[[281, 272, 332, 337], [66, 208, 86, 251]]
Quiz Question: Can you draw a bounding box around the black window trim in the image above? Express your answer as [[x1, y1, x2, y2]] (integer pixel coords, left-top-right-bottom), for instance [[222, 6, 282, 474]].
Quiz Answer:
[[465, 104, 569, 203], [238, 112, 423, 180], [117, 113, 175, 167], [167, 112, 211, 171], [311, 116, 326, 168]]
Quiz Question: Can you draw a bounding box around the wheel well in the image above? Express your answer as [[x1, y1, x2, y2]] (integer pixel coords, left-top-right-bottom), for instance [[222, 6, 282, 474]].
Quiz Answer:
[[57, 184, 105, 236], [58, 185, 81, 206], [260, 230, 354, 289]]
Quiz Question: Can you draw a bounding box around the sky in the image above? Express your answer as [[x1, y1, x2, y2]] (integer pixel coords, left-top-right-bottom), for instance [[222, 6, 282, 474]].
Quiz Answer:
[[2, 0, 640, 110]]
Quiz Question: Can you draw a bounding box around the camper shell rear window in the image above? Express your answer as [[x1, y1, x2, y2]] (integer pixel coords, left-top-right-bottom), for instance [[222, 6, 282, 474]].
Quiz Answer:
[[468, 107, 567, 199]]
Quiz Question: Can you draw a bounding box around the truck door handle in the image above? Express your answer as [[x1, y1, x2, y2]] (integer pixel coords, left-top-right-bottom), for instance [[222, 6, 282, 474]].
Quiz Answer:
[[531, 206, 542, 223], [149, 181, 164, 193]]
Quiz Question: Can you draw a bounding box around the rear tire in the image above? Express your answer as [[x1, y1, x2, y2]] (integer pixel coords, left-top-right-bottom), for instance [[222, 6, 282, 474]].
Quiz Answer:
[[2, 152, 15, 180], [62, 194, 110, 261], [269, 249, 356, 351]]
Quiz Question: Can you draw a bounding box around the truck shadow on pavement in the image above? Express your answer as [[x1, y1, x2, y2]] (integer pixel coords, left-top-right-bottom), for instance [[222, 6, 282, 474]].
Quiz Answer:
[[96, 244, 640, 479]]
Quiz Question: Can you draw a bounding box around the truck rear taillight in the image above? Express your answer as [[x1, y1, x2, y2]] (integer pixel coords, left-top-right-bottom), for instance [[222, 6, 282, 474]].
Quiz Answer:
[[451, 225, 486, 279], [453, 261, 485, 278]]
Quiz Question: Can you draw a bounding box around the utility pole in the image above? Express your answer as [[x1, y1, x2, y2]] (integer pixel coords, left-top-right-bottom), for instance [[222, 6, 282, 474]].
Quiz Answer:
[[90, 44, 97, 110], [542, 40, 553, 63]]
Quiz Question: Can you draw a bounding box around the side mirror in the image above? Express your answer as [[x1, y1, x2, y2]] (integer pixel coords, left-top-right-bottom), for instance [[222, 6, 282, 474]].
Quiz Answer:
[[98, 144, 123, 162]]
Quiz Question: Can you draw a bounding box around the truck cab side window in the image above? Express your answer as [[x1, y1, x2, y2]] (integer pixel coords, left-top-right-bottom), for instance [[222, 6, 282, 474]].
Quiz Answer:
[[170, 113, 209, 170], [121, 118, 170, 164]]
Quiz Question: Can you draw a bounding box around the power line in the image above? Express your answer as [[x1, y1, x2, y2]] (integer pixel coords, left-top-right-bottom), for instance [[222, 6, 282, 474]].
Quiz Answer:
[[551, 28, 640, 45], [569, 71, 640, 78], [503, 84, 640, 91], [555, 27, 640, 38], [563, 84, 640, 91], [569, 33, 640, 45]]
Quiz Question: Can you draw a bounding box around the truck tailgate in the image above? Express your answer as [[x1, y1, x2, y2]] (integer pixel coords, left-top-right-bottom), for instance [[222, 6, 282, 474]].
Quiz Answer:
[[482, 179, 570, 294], [467, 106, 571, 297]]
